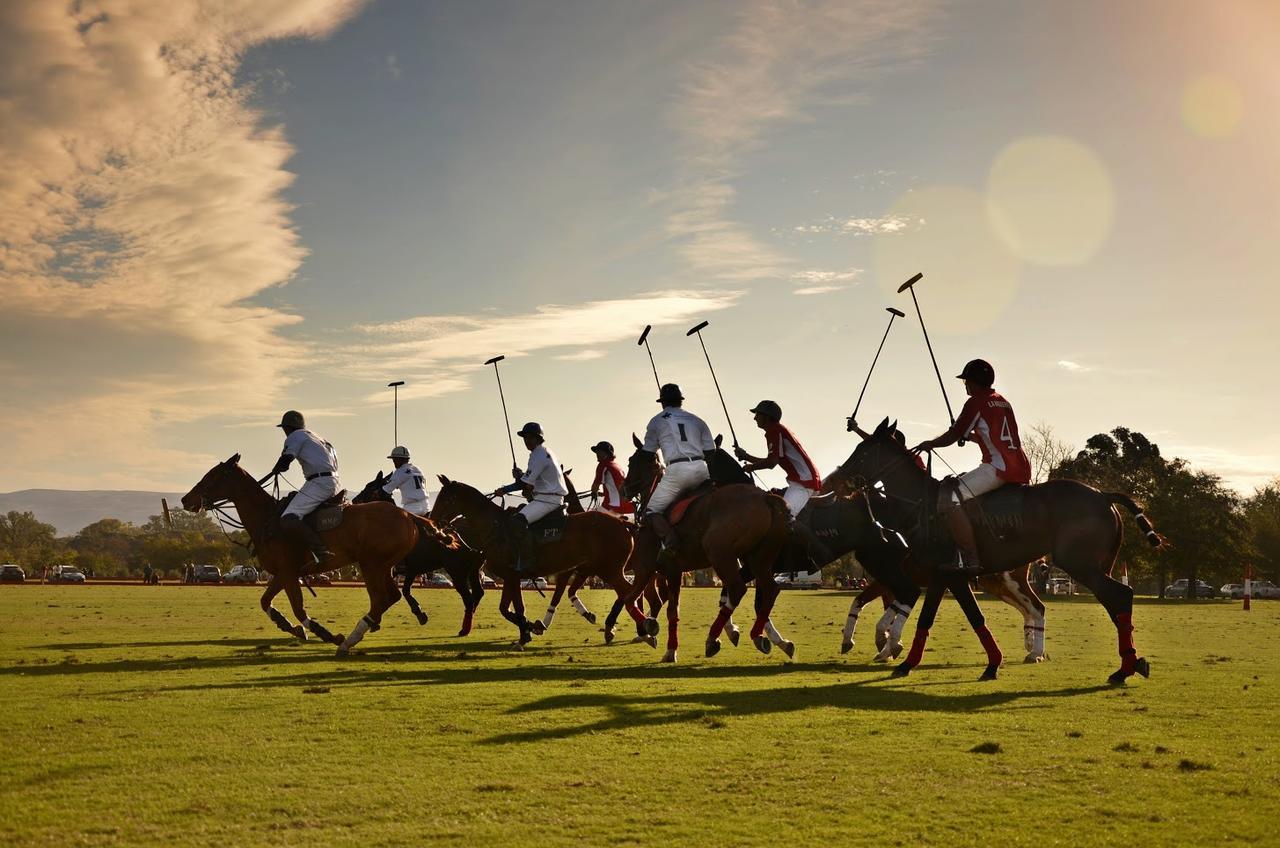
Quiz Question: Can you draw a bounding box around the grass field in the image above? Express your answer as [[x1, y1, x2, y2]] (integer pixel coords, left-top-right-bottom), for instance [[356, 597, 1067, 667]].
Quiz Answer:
[[1, 586, 1276, 847]]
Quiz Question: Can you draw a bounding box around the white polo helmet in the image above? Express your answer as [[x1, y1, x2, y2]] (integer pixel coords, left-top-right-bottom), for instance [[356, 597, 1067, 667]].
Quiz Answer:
[[387, 446, 410, 460]]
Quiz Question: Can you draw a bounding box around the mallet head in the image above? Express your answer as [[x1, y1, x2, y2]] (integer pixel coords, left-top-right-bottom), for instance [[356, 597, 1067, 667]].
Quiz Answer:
[[638, 325, 652, 346], [686, 320, 710, 336], [896, 272, 924, 293], [886, 308, 906, 318], [484, 355, 505, 366], [387, 380, 405, 387]]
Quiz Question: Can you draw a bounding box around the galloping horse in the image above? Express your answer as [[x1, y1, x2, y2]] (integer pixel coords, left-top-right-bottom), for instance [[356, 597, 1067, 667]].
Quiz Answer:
[[826, 419, 1163, 684], [428, 477, 646, 645], [182, 455, 461, 654], [352, 472, 486, 636], [619, 437, 792, 663]]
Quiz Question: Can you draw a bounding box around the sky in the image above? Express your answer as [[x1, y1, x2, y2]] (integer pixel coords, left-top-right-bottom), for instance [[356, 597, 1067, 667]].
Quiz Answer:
[[1, 0, 1278, 498]]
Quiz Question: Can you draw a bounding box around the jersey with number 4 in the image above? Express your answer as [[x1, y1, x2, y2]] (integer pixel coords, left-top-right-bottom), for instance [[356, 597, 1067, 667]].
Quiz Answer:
[[955, 388, 1031, 483], [383, 462, 429, 509]]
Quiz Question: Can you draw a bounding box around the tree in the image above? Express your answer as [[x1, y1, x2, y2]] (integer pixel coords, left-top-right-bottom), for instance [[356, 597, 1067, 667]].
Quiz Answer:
[[68, 519, 143, 578], [0, 511, 61, 569], [1243, 480, 1280, 580], [1023, 421, 1074, 485]]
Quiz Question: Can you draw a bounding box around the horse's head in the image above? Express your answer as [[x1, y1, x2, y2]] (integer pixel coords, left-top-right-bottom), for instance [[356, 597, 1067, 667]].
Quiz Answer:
[[182, 454, 244, 512], [352, 470, 392, 505], [824, 418, 916, 494], [624, 433, 662, 499], [707, 440, 751, 486]]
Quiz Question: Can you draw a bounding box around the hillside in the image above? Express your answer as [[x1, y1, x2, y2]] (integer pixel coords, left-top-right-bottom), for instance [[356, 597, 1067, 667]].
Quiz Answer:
[[0, 489, 184, 536]]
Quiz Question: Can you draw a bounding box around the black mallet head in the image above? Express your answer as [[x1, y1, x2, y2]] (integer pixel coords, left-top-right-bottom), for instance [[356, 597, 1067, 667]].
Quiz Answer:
[[387, 380, 405, 387], [686, 320, 710, 336], [484, 355, 505, 366], [887, 307, 906, 318], [638, 325, 652, 345], [896, 272, 924, 294]]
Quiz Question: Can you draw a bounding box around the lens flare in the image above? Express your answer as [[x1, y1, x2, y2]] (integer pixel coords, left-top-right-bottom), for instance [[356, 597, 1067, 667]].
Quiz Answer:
[[1182, 74, 1244, 139]]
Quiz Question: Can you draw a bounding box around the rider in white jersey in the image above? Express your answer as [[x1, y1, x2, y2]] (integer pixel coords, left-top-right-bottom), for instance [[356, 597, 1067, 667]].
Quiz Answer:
[[642, 384, 716, 555], [491, 422, 567, 572], [382, 446, 429, 515], [271, 410, 340, 564]]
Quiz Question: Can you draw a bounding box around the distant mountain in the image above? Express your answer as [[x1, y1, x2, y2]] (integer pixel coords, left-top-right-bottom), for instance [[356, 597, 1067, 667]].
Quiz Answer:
[[0, 489, 184, 536]]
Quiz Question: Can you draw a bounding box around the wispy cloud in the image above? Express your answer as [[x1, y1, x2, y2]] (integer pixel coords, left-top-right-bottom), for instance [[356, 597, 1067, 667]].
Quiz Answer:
[[341, 290, 743, 404], [385, 53, 402, 79], [1057, 360, 1092, 373], [0, 1, 368, 487], [665, 0, 941, 282], [793, 285, 845, 296], [792, 214, 923, 235]]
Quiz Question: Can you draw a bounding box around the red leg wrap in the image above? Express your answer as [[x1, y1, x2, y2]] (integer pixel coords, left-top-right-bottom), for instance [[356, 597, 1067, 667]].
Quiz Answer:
[[750, 613, 768, 640], [904, 628, 930, 667], [1116, 612, 1136, 673], [626, 603, 647, 624], [708, 607, 731, 640], [667, 619, 679, 651], [976, 625, 1003, 668]]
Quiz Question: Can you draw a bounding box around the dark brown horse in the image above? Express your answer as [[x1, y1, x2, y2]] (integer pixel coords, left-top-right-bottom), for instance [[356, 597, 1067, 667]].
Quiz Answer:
[[182, 455, 462, 655], [825, 419, 1163, 684], [618, 437, 793, 663], [352, 472, 486, 637], [428, 476, 645, 645]]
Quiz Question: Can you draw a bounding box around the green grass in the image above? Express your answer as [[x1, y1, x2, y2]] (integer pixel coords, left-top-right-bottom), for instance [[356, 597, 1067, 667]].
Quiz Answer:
[[1, 586, 1276, 847]]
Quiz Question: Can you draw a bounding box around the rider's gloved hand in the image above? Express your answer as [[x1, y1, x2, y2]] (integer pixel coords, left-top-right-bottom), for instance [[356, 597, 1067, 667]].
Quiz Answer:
[[271, 455, 292, 475], [910, 440, 933, 454], [732, 445, 748, 460], [846, 417, 857, 432]]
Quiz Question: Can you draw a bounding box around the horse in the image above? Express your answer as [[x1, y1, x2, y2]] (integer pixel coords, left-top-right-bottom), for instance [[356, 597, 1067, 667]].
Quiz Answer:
[[182, 455, 462, 655], [825, 418, 1163, 684], [618, 437, 793, 663], [352, 472, 487, 636], [428, 476, 647, 646], [527, 470, 665, 642]]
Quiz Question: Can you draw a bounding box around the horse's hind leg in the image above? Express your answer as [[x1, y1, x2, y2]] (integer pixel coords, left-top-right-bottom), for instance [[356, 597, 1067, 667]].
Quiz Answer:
[[660, 573, 681, 663], [533, 572, 570, 635], [717, 582, 742, 648], [260, 573, 306, 641], [746, 551, 792, 660], [706, 574, 747, 658], [284, 576, 344, 645], [402, 573, 429, 626], [337, 564, 398, 655], [1061, 527, 1146, 684], [951, 577, 1002, 680], [894, 580, 945, 677], [842, 582, 887, 655], [566, 572, 597, 625]]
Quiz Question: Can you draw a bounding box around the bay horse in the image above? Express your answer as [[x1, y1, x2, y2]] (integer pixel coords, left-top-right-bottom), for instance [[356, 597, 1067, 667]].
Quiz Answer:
[[182, 455, 462, 655], [618, 436, 792, 663], [529, 470, 665, 642], [428, 477, 647, 646], [825, 419, 1163, 684], [352, 472, 486, 636]]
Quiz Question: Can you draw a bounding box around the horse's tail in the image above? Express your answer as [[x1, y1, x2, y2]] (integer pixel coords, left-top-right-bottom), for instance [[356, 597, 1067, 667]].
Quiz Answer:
[[408, 513, 457, 549], [1106, 493, 1164, 549], [765, 491, 793, 534]]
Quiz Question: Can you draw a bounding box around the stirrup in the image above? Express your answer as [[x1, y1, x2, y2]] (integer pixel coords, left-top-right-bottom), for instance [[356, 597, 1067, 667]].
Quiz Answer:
[[938, 553, 981, 575]]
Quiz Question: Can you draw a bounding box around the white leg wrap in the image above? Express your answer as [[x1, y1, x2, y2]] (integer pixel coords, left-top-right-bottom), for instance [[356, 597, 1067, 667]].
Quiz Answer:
[[842, 599, 865, 644], [875, 605, 909, 662], [541, 606, 556, 628], [764, 619, 786, 646], [341, 617, 372, 651], [1024, 623, 1036, 653], [571, 596, 590, 618], [1034, 615, 1046, 656]]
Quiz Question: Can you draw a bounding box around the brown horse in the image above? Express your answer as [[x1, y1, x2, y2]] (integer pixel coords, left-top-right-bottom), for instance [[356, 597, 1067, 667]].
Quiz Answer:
[[618, 437, 793, 663], [182, 455, 462, 655], [825, 419, 1162, 684], [428, 476, 646, 645]]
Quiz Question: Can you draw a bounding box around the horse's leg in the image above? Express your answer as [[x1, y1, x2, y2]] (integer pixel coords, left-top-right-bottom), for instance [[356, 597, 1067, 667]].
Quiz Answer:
[[717, 583, 742, 648], [496, 582, 533, 645], [868, 554, 919, 663], [706, 562, 747, 658], [260, 573, 306, 640], [460, 565, 484, 637], [336, 564, 395, 655], [567, 572, 597, 624], [842, 581, 886, 655], [1012, 567, 1048, 662], [402, 571, 429, 626], [658, 571, 681, 662], [644, 574, 665, 620], [951, 577, 1003, 680], [283, 576, 343, 645], [441, 564, 470, 634], [894, 579, 946, 677], [1061, 528, 1146, 684], [533, 572, 570, 635]]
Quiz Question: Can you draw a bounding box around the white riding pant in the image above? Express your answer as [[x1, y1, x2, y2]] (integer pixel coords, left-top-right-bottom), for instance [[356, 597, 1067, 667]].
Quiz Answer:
[[782, 480, 815, 518], [950, 463, 1003, 505], [646, 460, 710, 515], [518, 497, 563, 525], [401, 499, 429, 516], [282, 476, 339, 519]]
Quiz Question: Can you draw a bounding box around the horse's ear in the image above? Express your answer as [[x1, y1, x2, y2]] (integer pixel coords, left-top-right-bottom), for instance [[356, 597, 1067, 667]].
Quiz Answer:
[[632, 432, 642, 449], [376, 470, 385, 482], [889, 419, 899, 435], [874, 417, 890, 436], [227, 453, 241, 465], [438, 474, 450, 485], [715, 434, 723, 447]]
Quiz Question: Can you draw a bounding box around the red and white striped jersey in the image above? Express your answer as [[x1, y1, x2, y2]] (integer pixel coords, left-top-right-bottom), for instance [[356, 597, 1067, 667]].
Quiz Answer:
[[764, 423, 822, 491], [952, 389, 1031, 483], [592, 460, 634, 514]]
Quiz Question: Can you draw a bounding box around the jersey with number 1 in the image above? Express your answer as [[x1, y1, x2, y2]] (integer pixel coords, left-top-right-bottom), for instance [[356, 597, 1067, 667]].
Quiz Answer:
[[642, 407, 716, 463], [955, 388, 1031, 483], [382, 462, 428, 510]]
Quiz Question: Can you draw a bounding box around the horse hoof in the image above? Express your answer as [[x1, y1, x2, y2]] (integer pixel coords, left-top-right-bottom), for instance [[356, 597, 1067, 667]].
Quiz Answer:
[[335, 645, 350, 657], [1135, 657, 1151, 679], [604, 630, 615, 645], [291, 626, 307, 641], [840, 639, 853, 655], [530, 621, 546, 636], [585, 612, 598, 625], [661, 650, 677, 663], [643, 617, 660, 638], [875, 632, 888, 651], [368, 621, 381, 633], [890, 662, 912, 678], [873, 653, 889, 664], [980, 666, 999, 681], [753, 635, 772, 655], [643, 635, 657, 649], [1023, 653, 1044, 664], [415, 613, 429, 626], [781, 641, 796, 660], [705, 639, 721, 658], [328, 633, 346, 647], [1107, 668, 1129, 685], [891, 643, 904, 660]]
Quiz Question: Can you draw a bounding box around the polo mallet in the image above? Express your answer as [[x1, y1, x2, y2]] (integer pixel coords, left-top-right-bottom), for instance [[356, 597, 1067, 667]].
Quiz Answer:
[[637, 325, 662, 392], [686, 320, 740, 449], [897, 272, 958, 438], [484, 355, 519, 475], [850, 307, 906, 424]]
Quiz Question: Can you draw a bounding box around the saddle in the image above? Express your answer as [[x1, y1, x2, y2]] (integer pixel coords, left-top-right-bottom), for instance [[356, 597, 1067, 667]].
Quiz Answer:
[[667, 480, 716, 525], [528, 507, 568, 545], [939, 477, 1026, 541], [278, 490, 349, 532]]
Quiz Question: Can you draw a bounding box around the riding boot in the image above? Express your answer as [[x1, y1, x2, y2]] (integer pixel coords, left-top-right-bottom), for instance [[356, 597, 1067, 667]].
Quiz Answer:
[[510, 516, 536, 575], [649, 513, 679, 566], [939, 507, 982, 574], [281, 515, 334, 567]]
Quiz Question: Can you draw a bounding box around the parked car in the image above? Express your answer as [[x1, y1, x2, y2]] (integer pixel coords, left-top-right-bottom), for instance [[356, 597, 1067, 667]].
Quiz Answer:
[[520, 577, 550, 590], [421, 573, 454, 588], [223, 565, 259, 584], [775, 572, 822, 589], [192, 564, 222, 584], [53, 566, 86, 584], [0, 564, 25, 583], [480, 573, 498, 589], [1221, 583, 1244, 598], [1164, 579, 1217, 598], [305, 572, 333, 586], [1048, 577, 1075, 596], [1249, 580, 1280, 599]]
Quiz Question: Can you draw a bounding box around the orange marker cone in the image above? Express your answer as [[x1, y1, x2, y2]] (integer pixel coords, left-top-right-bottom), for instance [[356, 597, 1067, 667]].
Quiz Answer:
[[1243, 564, 1252, 611]]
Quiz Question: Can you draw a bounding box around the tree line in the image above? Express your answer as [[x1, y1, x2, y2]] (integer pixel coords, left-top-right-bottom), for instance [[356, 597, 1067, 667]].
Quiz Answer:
[[0, 510, 253, 578]]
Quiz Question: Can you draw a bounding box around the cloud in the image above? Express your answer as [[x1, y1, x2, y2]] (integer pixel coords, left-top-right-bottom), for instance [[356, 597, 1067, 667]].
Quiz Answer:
[[792, 214, 923, 235], [665, 0, 941, 282], [793, 285, 845, 296], [1057, 360, 1092, 373], [0, 0, 368, 488], [1166, 444, 1280, 494], [385, 53, 402, 80], [342, 289, 743, 404]]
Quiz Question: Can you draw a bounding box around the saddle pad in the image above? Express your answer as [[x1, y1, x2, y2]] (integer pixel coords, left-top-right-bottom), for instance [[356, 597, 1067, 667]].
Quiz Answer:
[[307, 504, 346, 533], [965, 483, 1026, 537], [530, 507, 568, 545]]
